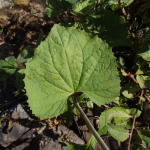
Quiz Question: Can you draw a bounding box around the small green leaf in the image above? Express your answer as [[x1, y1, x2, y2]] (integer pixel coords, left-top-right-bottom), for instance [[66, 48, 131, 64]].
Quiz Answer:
[[24, 24, 120, 119], [98, 107, 132, 141], [46, 0, 72, 18], [107, 124, 129, 141], [124, 108, 141, 118], [137, 45, 150, 61], [65, 0, 81, 5], [86, 99, 93, 108], [67, 135, 97, 150], [121, 83, 140, 98], [99, 107, 131, 129], [8, 120, 13, 132], [87, 10, 132, 47], [137, 130, 150, 148], [135, 56, 149, 75], [131, 143, 146, 150], [71, 0, 95, 15], [0, 56, 18, 82], [121, 69, 128, 76], [98, 124, 129, 142], [77, 93, 87, 103], [117, 57, 125, 67], [136, 75, 146, 89], [101, 0, 134, 11], [17, 45, 34, 65], [5, 56, 18, 67]]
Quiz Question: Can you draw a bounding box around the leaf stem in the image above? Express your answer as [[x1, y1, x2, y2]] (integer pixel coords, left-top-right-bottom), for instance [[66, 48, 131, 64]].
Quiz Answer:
[[72, 94, 109, 150]]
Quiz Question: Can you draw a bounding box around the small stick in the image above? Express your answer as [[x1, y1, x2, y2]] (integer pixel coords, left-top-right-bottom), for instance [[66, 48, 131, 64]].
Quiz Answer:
[[128, 89, 144, 150], [15, 59, 26, 69], [127, 72, 139, 84], [117, 0, 135, 39], [0, 35, 13, 51]]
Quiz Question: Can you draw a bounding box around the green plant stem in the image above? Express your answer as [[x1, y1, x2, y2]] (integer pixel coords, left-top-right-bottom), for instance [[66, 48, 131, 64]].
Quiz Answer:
[[72, 94, 109, 150]]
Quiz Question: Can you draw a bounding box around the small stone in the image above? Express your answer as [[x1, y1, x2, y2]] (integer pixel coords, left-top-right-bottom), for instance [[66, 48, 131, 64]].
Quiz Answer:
[[14, 0, 30, 6]]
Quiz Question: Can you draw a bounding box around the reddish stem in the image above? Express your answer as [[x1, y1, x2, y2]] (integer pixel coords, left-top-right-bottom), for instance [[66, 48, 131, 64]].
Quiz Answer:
[[0, 116, 23, 124], [117, 0, 135, 39], [0, 35, 13, 51], [128, 89, 144, 150], [127, 72, 139, 84]]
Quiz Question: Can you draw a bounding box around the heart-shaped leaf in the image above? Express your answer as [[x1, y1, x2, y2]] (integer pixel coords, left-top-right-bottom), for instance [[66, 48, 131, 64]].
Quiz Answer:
[[24, 24, 120, 119]]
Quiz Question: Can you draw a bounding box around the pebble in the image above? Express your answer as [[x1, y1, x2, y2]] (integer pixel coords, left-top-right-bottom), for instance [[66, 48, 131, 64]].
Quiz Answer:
[[0, 0, 12, 9], [0, 0, 30, 9], [14, 0, 30, 6]]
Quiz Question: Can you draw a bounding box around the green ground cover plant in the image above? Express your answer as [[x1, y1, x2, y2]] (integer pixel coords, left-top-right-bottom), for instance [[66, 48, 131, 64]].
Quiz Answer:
[[1, 0, 150, 149]]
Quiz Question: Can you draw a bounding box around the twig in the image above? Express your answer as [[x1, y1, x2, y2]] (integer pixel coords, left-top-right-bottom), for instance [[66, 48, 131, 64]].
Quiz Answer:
[[0, 35, 10, 46], [117, 0, 135, 39], [72, 93, 110, 150], [15, 59, 26, 69], [127, 72, 139, 84], [0, 35, 13, 51], [128, 89, 144, 150]]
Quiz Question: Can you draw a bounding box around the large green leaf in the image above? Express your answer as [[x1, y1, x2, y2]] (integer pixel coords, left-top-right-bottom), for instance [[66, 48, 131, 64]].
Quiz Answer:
[[24, 24, 120, 119], [46, 0, 72, 18], [87, 10, 132, 47]]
